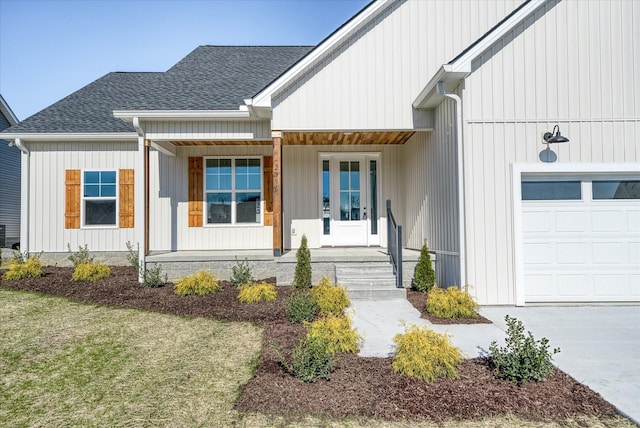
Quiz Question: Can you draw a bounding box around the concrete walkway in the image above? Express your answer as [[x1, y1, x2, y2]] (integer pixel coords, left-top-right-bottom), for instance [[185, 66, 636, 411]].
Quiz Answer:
[[350, 300, 640, 425]]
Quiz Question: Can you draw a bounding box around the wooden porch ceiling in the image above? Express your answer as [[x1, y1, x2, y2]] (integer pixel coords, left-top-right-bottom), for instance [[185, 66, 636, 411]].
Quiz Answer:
[[167, 131, 415, 146], [282, 131, 415, 145], [170, 140, 272, 146]]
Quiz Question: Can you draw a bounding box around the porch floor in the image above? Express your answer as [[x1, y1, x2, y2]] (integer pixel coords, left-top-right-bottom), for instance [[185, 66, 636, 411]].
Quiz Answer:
[[147, 247, 420, 263]]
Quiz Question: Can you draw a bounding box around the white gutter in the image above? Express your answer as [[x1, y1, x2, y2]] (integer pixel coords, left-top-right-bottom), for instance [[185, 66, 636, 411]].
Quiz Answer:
[[437, 82, 467, 287], [132, 117, 146, 283], [1, 133, 138, 141], [114, 109, 251, 121], [9, 138, 30, 254]]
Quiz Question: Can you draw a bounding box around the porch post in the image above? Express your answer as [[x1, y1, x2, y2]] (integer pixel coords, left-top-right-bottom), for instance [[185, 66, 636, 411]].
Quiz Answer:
[[144, 139, 150, 256], [272, 131, 283, 256], [134, 131, 146, 282]]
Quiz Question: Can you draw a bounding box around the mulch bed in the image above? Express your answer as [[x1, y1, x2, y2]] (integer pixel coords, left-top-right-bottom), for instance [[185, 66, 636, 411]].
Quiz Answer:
[[1, 266, 621, 423], [406, 289, 493, 324]]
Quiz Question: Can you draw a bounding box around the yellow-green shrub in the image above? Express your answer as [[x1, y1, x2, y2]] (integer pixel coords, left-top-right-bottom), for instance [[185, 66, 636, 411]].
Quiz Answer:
[[237, 281, 277, 303], [72, 261, 111, 282], [392, 324, 463, 382], [3, 254, 44, 280], [312, 276, 350, 315], [174, 270, 220, 296], [426, 286, 479, 319], [305, 312, 362, 355]]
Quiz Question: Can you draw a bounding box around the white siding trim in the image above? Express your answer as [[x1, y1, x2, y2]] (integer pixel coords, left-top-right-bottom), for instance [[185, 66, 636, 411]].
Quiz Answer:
[[511, 162, 640, 306]]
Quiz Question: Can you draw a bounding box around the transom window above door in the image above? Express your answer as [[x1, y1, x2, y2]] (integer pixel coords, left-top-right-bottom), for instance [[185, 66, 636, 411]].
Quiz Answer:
[[205, 158, 261, 225]]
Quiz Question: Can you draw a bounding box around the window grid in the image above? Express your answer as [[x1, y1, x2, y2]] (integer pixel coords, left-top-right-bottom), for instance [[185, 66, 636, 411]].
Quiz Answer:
[[204, 157, 262, 225]]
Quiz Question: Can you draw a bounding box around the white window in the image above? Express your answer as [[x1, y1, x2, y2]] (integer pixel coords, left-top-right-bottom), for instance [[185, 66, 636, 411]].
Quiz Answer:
[[83, 170, 117, 226], [205, 158, 261, 225]]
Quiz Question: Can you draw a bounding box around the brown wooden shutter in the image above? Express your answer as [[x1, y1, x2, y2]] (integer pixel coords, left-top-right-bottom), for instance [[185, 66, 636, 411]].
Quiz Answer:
[[188, 157, 203, 227], [119, 169, 135, 228], [263, 156, 273, 226], [65, 169, 81, 229]]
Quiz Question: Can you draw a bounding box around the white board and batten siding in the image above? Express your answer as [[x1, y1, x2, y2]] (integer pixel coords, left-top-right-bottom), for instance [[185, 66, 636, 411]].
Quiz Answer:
[[272, 0, 523, 131], [26, 141, 137, 252], [149, 146, 273, 251], [402, 102, 462, 288], [144, 120, 271, 141], [461, 0, 640, 304]]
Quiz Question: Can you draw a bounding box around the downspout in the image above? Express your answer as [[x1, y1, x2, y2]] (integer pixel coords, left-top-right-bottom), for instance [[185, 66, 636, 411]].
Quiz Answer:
[[10, 138, 30, 254], [437, 82, 467, 287], [132, 118, 146, 282]]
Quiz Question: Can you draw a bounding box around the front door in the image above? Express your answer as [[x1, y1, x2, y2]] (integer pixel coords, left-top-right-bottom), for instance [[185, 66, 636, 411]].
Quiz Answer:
[[320, 154, 380, 246]]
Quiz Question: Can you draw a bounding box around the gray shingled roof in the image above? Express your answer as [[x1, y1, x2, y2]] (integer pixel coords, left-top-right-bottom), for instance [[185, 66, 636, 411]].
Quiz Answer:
[[3, 46, 313, 134]]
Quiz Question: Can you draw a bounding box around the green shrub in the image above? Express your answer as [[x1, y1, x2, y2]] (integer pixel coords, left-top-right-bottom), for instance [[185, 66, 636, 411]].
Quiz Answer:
[[174, 270, 221, 296], [3, 252, 44, 280], [293, 234, 312, 289], [72, 261, 111, 282], [305, 313, 362, 355], [271, 335, 334, 383], [426, 286, 479, 319], [392, 323, 463, 382], [231, 257, 253, 287], [312, 276, 350, 315], [125, 241, 139, 270], [489, 315, 560, 383], [67, 244, 94, 267], [287, 290, 318, 323], [142, 264, 167, 288], [412, 244, 436, 292], [237, 281, 277, 303]]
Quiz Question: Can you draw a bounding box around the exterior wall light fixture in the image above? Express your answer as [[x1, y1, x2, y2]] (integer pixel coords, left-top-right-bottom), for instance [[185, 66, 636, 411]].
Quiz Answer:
[[540, 125, 569, 163]]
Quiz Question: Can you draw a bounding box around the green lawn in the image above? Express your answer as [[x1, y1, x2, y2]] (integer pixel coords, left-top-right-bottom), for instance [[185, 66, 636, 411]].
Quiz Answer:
[[0, 288, 262, 427], [0, 288, 632, 428]]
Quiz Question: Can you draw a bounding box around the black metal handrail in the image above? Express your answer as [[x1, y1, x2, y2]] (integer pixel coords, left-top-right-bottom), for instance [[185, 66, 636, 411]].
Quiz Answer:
[[386, 199, 403, 288]]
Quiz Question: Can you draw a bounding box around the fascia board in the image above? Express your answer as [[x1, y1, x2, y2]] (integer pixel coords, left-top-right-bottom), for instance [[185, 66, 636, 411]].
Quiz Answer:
[[448, 0, 545, 73], [0, 132, 138, 142], [0, 94, 19, 125], [113, 109, 252, 121], [250, 0, 391, 108]]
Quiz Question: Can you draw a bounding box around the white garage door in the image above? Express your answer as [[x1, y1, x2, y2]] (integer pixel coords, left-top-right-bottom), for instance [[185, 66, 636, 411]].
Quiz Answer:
[[522, 177, 640, 303]]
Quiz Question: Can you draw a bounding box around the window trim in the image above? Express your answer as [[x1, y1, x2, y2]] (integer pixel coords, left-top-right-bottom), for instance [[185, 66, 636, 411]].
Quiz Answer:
[[203, 156, 263, 227], [81, 169, 119, 229]]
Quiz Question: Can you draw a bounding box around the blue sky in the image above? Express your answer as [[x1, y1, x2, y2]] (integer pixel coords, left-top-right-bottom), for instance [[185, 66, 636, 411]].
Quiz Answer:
[[0, 0, 369, 121]]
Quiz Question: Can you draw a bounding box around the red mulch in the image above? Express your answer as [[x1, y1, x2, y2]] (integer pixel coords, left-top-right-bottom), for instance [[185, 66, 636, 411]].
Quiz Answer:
[[1, 266, 621, 423], [406, 289, 493, 324]]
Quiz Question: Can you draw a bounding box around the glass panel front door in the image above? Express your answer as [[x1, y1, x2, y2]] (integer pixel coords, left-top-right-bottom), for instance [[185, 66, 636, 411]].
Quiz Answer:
[[320, 154, 379, 247]]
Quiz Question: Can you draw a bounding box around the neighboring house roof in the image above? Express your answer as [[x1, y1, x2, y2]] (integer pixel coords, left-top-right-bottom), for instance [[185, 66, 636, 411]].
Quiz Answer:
[[2, 46, 313, 135], [0, 94, 19, 126]]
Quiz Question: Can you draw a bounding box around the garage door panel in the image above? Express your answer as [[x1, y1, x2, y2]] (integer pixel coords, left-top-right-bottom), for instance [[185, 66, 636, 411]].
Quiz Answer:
[[525, 275, 554, 297], [557, 275, 590, 297], [629, 243, 640, 263], [523, 211, 551, 231], [631, 276, 640, 296], [556, 211, 586, 232], [557, 242, 588, 264], [592, 210, 625, 232], [629, 211, 640, 232], [592, 242, 626, 264], [593, 274, 628, 297], [523, 242, 552, 263]]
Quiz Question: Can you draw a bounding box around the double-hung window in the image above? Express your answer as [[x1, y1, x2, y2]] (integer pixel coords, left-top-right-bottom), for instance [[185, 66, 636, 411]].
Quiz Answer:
[[83, 171, 117, 226], [205, 158, 261, 224]]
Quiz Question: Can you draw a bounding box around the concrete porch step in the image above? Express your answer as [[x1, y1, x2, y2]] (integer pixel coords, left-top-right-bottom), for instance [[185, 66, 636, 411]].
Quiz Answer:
[[335, 262, 404, 301]]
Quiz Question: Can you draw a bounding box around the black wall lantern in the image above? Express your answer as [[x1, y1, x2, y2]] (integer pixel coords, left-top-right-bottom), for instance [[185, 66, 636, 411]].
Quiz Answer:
[[543, 125, 570, 144], [540, 125, 570, 163]]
